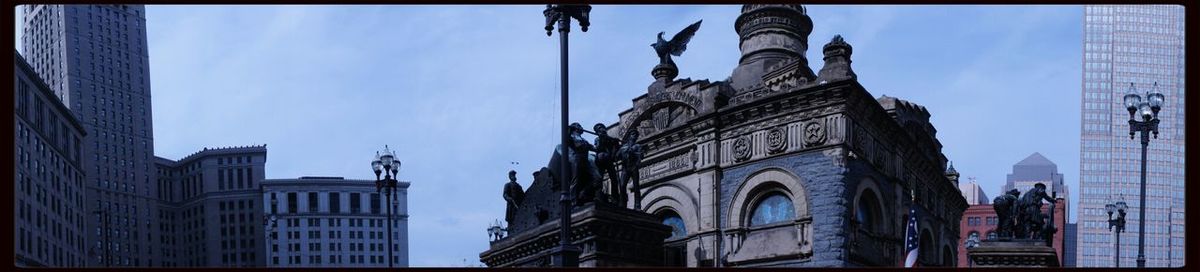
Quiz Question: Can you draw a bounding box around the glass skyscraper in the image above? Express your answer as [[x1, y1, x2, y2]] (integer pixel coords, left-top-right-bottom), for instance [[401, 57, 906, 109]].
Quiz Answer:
[[21, 5, 159, 267], [1078, 5, 1184, 268]]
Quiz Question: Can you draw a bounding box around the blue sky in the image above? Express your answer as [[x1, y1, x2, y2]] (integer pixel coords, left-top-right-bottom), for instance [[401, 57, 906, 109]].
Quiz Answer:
[[15, 5, 1083, 267]]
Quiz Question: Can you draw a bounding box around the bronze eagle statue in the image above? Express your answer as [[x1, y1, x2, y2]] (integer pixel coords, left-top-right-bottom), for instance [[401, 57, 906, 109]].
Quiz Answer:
[[651, 20, 702, 66]]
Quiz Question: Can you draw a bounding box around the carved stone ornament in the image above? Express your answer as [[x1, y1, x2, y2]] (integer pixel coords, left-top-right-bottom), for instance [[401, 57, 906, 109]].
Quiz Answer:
[[766, 127, 787, 154], [733, 137, 752, 162], [803, 121, 826, 146]]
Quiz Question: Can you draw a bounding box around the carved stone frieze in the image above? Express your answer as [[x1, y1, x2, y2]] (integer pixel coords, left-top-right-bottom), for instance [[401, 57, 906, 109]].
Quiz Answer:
[[732, 136, 752, 162], [766, 127, 787, 154], [639, 149, 696, 183], [802, 121, 825, 147]]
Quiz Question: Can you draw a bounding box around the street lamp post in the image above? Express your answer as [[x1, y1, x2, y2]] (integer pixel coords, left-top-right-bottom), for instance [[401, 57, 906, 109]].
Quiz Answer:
[[92, 210, 112, 267], [372, 145, 402, 268], [1106, 201, 1128, 267], [1121, 82, 1164, 268], [543, 4, 590, 268]]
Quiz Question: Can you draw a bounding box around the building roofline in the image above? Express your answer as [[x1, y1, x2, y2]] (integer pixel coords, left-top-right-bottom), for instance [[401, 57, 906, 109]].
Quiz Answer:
[[14, 50, 88, 135]]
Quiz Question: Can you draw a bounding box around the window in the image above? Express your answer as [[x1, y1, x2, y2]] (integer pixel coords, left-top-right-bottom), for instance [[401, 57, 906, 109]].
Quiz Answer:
[[659, 211, 686, 239], [236, 168, 244, 189], [855, 189, 882, 232], [371, 193, 381, 214], [308, 192, 319, 212], [749, 193, 794, 226], [350, 193, 361, 214], [329, 193, 341, 213], [287, 193, 297, 213]]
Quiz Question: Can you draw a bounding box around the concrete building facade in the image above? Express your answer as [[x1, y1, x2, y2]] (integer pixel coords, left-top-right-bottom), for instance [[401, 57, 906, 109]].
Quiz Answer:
[[13, 51, 90, 267], [21, 4, 158, 267], [958, 179, 989, 205], [261, 177, 410, 267], [154, 146, 267, 267], [1078, 4, 1185, 267]]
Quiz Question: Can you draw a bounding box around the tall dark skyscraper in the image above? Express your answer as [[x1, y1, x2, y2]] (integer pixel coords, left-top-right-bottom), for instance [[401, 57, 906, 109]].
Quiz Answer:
[[21, 5, 158, 267], [1078, 5, 1184, 268]]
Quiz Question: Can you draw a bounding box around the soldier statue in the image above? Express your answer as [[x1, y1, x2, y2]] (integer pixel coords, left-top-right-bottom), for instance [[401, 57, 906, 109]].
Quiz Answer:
[[503, 170, 525, 226], [592, 123, 623, 204], [1016, 183, 1056, 241], [568, 123, 601, 205], [616, 129, 645, 209], [991, 189, 1020, 239]]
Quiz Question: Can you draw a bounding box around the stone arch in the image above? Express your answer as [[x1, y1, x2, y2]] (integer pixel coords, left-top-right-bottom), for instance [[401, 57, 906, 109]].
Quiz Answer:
[[727, 167, 809, 228], [620, 101, 699, 138], [643, 182, 699, 235], [852, 178, 888, 234]]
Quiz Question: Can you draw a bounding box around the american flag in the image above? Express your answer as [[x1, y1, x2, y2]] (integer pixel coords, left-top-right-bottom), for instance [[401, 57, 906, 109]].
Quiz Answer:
[[903, 202, 920, 267]]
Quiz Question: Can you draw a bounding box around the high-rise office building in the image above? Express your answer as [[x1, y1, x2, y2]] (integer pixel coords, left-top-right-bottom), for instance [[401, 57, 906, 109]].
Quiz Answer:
[[154, 146, 267, 267], [959, 178, 990, 205], [1003, 152, 1068, 200], [1078, 5, 1185, 267], [261, 177, 410, 267], [21, 4, 157, 267], [13, 51, 90, 267]]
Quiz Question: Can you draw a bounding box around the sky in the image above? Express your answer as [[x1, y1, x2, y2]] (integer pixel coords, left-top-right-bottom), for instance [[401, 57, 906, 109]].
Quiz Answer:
[[15, 5, 1084, 267]]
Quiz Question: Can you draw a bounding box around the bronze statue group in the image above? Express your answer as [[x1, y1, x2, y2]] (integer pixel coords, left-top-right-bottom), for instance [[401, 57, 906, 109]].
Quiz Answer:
[[991, 183, 1059, 246], [504, 123, 645, 226]]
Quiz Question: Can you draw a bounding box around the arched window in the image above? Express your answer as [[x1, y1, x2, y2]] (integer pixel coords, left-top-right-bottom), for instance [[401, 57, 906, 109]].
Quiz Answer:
[[986, 231, 997, 240], [749, 193, 795, 226], [658, 211, 687, 239], [855, 189, 882, 232]]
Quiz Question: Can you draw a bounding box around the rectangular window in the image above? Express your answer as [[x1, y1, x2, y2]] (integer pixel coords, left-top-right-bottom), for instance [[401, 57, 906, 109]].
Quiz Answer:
[[236, 168, 245, 189], [287, 193, 297, 213], [350, 193, 361, 214], [371, 193, 381, 214], [308, 192, 319, 212], [329, 193, 341, 213]]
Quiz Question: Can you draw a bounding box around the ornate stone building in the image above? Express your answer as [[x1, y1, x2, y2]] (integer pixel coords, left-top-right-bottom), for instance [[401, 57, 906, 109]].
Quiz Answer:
[[608, 5, 968, 267]]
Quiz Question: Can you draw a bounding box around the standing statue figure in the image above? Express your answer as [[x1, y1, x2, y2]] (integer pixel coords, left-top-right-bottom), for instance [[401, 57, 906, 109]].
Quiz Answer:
[[503, 170, 525, 226], [651, 20, 702, 66], [616, 129, 645, 209], [1016, 183, 1056, 240], [991, 189, 1020, 239], [592, 123, 623, 204], [568, 123, 600, 205]]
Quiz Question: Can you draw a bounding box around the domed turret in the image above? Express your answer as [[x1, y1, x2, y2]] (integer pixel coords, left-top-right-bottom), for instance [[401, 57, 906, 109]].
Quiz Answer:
[[729, 4, 815, 91]]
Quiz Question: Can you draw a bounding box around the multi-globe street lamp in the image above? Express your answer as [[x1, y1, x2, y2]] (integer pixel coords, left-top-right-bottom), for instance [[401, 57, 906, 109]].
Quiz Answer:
[[1121, 82, 1164, 268], [487, 219, 507, 242], [1106, 200, 1128, 267], [371, 145, 402, 268], [542, 3, 591, 268]]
